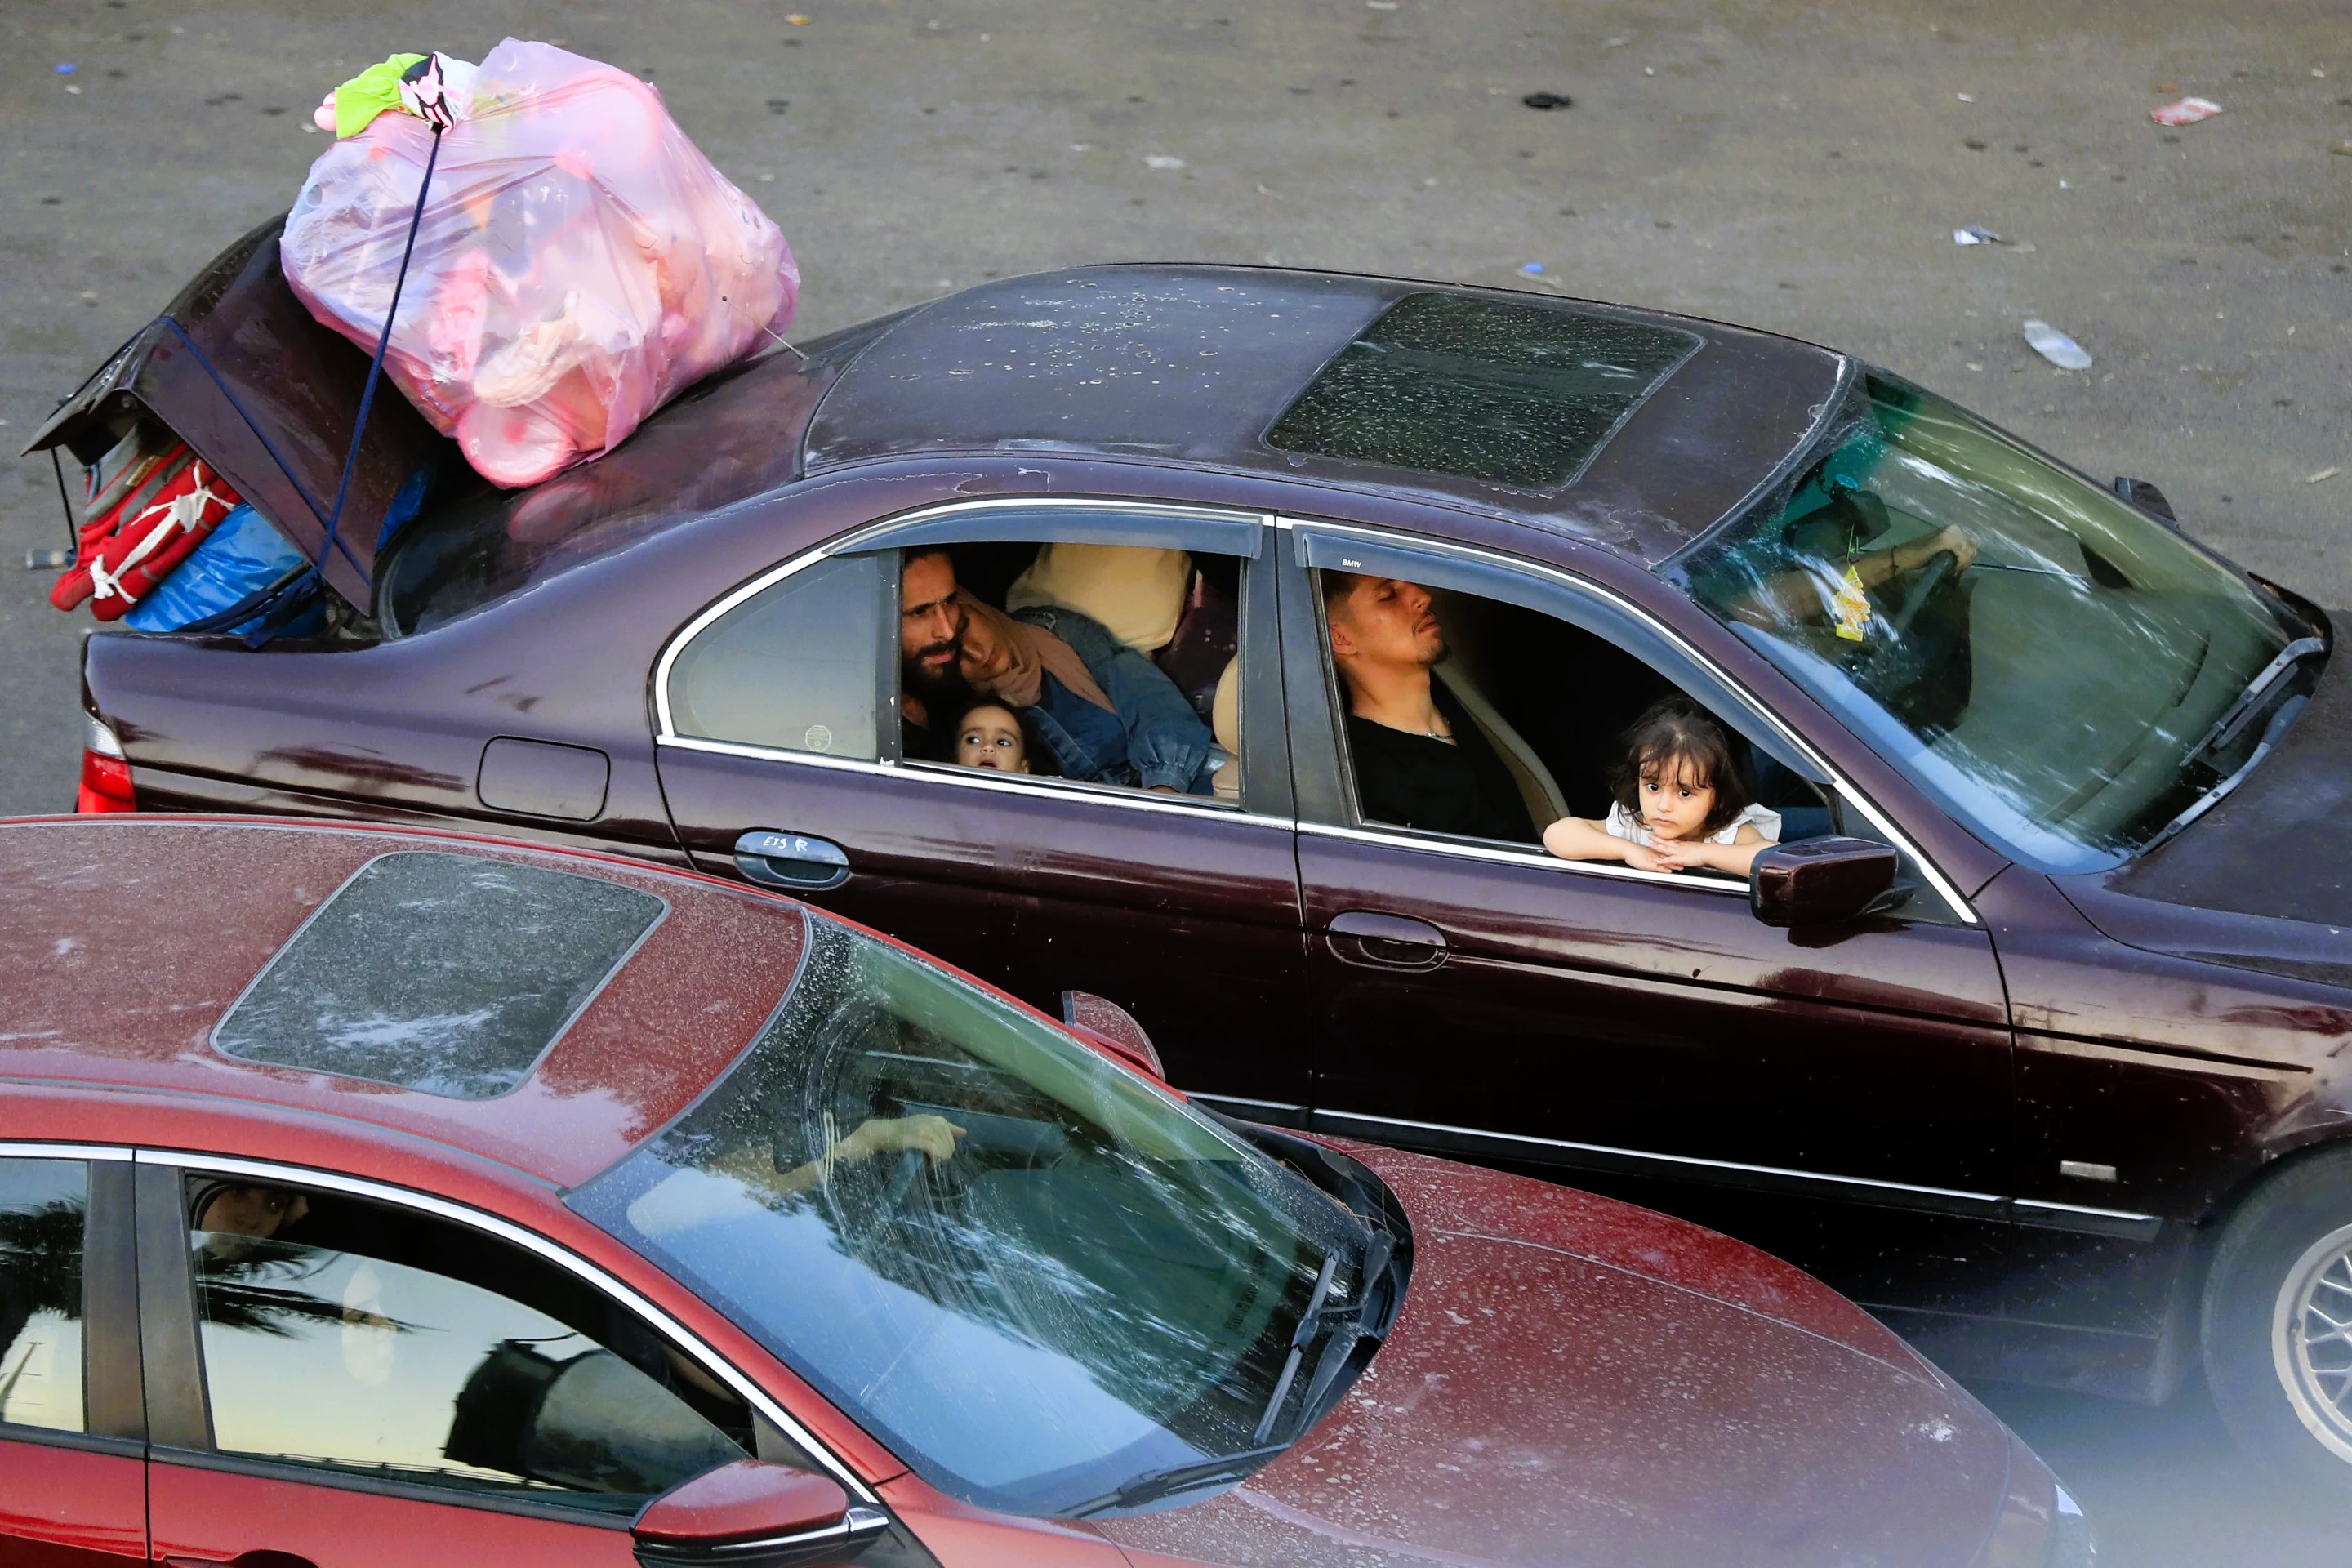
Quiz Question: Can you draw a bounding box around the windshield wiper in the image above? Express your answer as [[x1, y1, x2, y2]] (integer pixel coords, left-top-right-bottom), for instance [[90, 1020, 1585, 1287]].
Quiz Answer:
[[1250, 1252, 1341, 1446], [1063, 1443, 1291, 1518], [2189, 635, 2326, 766], [2143, 691, 2309, 857]]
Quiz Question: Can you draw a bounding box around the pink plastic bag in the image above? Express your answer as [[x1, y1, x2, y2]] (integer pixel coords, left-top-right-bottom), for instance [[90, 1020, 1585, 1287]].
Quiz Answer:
[[281, 39, 799, 488]]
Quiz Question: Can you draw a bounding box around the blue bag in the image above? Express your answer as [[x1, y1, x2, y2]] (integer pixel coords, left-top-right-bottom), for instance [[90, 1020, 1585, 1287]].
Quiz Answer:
[[124, 504, 325, 638]]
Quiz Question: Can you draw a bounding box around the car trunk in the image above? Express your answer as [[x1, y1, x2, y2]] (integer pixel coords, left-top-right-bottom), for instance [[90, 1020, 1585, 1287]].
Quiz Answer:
[[21, 216, 455, 618]]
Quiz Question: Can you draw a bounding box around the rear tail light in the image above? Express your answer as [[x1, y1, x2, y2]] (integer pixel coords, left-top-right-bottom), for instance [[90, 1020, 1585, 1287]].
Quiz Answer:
[[77, 715, 135, 814]]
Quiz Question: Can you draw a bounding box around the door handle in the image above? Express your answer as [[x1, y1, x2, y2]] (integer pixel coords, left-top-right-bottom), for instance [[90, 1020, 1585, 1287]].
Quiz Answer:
[[733, 829, 851, 891], [1326, 910, 1448, 970]]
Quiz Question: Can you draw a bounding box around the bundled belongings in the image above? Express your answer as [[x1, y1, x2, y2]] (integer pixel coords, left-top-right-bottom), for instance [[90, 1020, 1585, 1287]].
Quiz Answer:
[[281, 39, 800, 488], [122, 504, 323, 640], [50, 427, 243, 621]]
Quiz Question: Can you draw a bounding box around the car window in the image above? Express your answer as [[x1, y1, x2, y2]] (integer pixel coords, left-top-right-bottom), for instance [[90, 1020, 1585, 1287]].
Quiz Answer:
[[666, 553, 884, 761], [1304, 561, 1955, 904], [894, 538, 1246, 802], [185, 1175, 752, 1514], [568, 914, 1381, 1517], [0, 1157, 88, 1435], [1680, 373, 2322, 875]]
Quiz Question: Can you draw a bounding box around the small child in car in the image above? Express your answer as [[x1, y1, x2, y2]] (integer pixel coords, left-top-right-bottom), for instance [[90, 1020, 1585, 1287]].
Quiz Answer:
[[1542, 697, 1780, 877], [953, 698, 1036, 775]]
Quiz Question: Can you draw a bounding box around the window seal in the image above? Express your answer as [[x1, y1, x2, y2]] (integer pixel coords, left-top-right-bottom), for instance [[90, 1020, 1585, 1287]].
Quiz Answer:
[[0, 1426, 146, 1460], [128, 1149, 879, 1507], [145, 1443, 639, 1529], [1298, 819, 1752, 898], [659, 733, 1297, 831]]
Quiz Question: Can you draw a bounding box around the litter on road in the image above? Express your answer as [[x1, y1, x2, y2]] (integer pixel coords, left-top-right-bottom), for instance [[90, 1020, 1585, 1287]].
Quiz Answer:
[[1521, 262, 1546, 274], [1521, 91, 1573, 110], [2305, 466, 2340, 484], [2021, 319, 2092, 369], [2151, 96, 2223, 127], [1144, 154, 1187, 169], [1953, 225, 2003, 245]]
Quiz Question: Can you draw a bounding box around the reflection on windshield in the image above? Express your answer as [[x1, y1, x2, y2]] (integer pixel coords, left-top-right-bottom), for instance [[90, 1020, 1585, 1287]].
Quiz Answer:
[[1682, 375, 2319, 873], [570, 914, 1373, 1517], [192, 1231, 742, 1507]]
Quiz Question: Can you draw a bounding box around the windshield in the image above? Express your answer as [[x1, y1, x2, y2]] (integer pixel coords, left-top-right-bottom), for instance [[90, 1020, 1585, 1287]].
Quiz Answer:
[[1680, 374, 2321, 873], [568, 914, 1376, 1517]]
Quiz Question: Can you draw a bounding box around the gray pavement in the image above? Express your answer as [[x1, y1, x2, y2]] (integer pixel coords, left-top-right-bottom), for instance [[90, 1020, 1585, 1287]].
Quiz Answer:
[[3, 2, 2348, 1560]]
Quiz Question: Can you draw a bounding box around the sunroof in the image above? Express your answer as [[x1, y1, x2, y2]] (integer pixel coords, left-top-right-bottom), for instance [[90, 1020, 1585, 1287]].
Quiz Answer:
[[1263, 291, 1702, 490], [214, 852, 666, 1100]]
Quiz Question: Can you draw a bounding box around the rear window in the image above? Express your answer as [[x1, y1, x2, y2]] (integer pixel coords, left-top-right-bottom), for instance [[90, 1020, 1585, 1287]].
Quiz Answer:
[[1263, 291, 1701, 490], [212, 852, 666, 1098]]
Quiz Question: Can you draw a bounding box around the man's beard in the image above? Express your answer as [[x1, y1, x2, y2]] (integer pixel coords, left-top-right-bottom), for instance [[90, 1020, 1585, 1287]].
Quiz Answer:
[[903, 648, 971, 708]]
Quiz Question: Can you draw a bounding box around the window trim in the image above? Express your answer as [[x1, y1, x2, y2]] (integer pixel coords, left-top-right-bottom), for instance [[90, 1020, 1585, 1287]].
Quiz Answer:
[[128, 1149, 879, 1511], [1279, 516, 1978, 924], [651, 496, 1294, 825]]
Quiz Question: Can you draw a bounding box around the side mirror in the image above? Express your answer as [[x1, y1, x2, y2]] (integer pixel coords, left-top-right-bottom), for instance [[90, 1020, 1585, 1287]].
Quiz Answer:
[[1062, 990, 1167, 1080], [633, 1460, 887, 1568], [1749, 837, 1900, 929], [2111, 475, 2177, 524]]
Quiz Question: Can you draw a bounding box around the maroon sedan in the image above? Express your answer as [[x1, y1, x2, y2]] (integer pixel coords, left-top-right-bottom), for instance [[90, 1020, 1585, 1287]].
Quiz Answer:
[[36, 226, 2351, 1483], [0, 816, 2083, 1567]]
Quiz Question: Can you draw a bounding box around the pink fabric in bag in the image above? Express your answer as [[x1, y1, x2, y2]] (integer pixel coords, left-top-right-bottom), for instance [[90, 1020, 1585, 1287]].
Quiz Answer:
[[281, 39, 798, 488]]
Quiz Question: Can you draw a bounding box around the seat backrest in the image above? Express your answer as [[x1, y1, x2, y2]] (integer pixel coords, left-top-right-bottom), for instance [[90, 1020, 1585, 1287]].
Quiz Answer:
[[1428, 589, 1570, 827], [1005, 544, 1192, 653], [1209, 656, 1241, 800]]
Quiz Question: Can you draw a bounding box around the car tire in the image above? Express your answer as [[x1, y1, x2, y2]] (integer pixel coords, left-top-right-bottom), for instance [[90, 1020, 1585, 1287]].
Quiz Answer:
[[2203, 1144, 2352, 1492]]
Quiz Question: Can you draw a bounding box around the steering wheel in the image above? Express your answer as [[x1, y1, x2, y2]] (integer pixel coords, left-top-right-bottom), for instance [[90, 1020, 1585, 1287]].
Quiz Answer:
[[1882, 549, 1958, 641], [878, 1146, 931, 1211]]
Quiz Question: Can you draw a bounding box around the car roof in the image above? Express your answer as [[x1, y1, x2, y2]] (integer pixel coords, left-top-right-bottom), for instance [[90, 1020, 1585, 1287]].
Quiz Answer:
[[0, 817, 806, 1188], [805, 264, 1847, 565]]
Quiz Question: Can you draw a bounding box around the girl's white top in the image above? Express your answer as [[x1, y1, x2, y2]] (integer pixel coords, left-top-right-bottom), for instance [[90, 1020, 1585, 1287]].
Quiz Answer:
[[1604, 800, 1782, 848]]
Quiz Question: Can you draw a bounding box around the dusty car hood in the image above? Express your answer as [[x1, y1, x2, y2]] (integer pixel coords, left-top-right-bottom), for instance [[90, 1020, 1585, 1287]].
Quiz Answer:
[[2106, 617, 2352, 942], [1102, 1146, 2032, 1568]]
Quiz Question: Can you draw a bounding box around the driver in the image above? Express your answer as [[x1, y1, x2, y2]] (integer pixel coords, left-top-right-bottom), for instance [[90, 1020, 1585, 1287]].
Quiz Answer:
[[1731, 518, 1978, 641], [192, 1181, 310, 1240], [708, 1114, 965, 1204]]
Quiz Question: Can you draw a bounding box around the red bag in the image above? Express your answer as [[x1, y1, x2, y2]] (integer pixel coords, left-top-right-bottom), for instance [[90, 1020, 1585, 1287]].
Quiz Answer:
[[51, 442, 243, 620]]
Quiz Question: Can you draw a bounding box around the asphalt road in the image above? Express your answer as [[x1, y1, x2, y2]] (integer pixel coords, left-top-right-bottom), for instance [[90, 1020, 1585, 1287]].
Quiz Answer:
[[3, 2, 2348, 1561]]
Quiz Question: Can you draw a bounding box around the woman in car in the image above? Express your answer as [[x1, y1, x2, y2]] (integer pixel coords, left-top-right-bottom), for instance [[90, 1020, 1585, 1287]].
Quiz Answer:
[[957, 595, 1214, 794]]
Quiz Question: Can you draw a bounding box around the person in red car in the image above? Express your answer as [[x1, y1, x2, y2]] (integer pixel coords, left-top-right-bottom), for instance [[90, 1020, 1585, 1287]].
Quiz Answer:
[[192, 1181, 310, 1240]]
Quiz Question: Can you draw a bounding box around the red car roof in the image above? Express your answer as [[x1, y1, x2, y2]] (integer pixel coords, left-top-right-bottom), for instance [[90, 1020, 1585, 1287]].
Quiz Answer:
[[0, 816, 806, 1187]]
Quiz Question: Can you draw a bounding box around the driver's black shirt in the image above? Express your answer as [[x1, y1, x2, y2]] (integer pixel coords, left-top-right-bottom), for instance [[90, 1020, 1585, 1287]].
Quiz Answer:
[[1346, 686, 1537, 844]]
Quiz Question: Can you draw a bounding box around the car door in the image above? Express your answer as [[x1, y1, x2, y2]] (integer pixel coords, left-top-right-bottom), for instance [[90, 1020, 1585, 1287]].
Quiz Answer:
[[1272, 520, 2028, 1290], [131, 1157, 907, 1568], [0, 1148, 147, 1568], [651, 498, 1312, 1107]]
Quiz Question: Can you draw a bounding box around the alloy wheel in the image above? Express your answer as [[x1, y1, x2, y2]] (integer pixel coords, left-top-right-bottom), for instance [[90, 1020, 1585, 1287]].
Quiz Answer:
[[2272, 1220, 2352, 1466]]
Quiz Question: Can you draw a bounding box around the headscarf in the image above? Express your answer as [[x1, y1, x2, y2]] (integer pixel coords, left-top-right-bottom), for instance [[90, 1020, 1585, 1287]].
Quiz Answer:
[[960, 598, 1115, 713]]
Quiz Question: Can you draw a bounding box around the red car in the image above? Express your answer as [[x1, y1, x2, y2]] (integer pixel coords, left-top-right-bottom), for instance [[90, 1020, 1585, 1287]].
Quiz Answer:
[[0, 816, 2085, 1567]]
